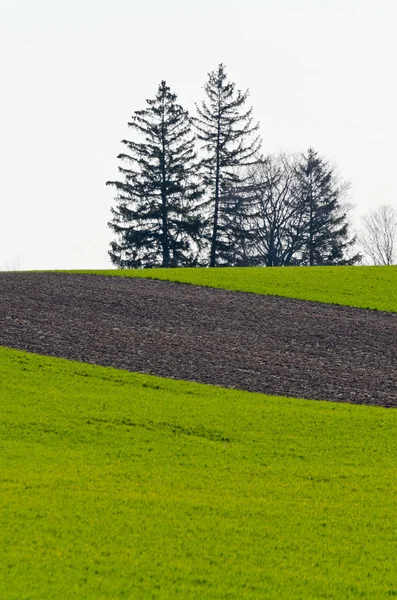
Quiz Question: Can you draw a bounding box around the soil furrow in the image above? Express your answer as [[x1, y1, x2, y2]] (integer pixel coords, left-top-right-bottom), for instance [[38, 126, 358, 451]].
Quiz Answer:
[[1, 272, 397, 407]]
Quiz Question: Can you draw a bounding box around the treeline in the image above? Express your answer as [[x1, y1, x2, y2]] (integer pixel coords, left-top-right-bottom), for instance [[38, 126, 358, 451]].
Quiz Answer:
[[107, 64, 360, 268]]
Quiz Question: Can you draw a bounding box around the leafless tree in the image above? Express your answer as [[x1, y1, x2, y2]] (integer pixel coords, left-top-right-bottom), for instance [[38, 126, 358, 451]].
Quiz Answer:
[[2, 255, 24, 271], [247, 153, 305, 266], [359, 204, 397, 265], [216, 153, 302, 266]]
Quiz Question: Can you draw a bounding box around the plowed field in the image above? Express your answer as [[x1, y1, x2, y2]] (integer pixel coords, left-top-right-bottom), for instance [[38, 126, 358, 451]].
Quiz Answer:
[[1, 272, 397, 407]]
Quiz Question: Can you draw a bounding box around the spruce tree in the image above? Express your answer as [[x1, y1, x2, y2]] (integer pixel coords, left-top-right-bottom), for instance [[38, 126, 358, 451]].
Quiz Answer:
[[194, 64, 261, 266], [107, 81, 203, 268], [294, 148, 360, 266]]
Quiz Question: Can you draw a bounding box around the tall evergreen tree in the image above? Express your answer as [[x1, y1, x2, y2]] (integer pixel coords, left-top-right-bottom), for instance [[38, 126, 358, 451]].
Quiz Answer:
[[107, 81, 203, 268], [294, 148, 360, 266], [194, 64, 261, 266]]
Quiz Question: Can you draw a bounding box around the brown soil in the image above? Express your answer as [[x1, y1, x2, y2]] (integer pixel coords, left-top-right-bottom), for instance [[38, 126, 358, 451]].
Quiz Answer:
[[1, 272, 397, 407]]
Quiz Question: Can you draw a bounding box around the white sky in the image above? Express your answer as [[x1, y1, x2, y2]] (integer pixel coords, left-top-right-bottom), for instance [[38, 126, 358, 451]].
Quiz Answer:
[[1, 0, 396, 269]]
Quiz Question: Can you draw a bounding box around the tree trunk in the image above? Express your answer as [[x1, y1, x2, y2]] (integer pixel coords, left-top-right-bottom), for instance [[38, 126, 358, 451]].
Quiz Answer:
[[160, 115, 170, 268], [210, 104, 222, 267], [309, 179, 314, 266]]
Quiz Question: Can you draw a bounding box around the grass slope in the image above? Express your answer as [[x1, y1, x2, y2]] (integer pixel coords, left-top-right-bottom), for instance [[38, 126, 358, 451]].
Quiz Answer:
[[2, 346, 397, 599], [64, 265, 397, 313]]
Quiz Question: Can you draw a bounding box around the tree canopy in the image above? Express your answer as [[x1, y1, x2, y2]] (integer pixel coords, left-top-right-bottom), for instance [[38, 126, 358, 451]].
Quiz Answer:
[[107, 80, 203, 268], [107, 68, 361, 269], [194, 63, 261, 266]]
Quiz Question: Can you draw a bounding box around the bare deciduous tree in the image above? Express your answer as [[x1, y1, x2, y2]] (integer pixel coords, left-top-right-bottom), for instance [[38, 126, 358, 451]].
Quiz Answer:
[[246, 153, 305, 266], [2, 255, 24, 271], [212, 154, 302, 266], [359, 204, 397, 265]]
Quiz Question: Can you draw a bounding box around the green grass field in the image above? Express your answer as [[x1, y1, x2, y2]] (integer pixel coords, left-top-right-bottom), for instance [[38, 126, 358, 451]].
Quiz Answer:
[[64, 265, 397, 313], [2, 346, 397, 599]]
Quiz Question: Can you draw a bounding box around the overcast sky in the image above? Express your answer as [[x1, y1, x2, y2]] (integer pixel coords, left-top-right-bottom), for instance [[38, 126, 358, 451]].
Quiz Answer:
[[1, 0, 396, 269]]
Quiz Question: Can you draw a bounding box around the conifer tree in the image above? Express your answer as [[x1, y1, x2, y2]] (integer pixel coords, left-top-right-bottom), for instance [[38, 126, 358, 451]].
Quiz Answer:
[[294, 148, 360, 266], [107, 81, 203, 268], [194, 64, 261, 266]]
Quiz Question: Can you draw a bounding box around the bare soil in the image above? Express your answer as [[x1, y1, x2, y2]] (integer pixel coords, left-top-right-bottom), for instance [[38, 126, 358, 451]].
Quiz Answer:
[[1, 272, 397, 407]]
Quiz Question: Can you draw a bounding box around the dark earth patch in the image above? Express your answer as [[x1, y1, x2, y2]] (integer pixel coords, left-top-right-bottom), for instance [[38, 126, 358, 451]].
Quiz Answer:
[[1, 272, 397, 407]]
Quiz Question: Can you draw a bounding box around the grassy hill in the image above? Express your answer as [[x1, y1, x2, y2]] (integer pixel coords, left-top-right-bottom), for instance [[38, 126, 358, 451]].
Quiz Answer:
[[2, 346, 397, 599], [64, 265, 397, 313]]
